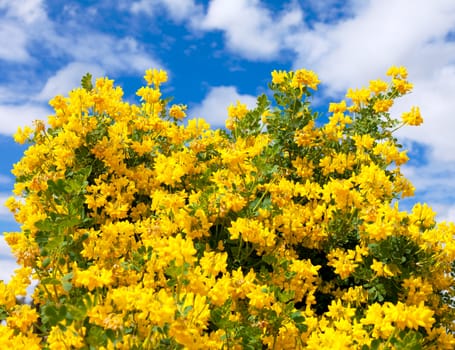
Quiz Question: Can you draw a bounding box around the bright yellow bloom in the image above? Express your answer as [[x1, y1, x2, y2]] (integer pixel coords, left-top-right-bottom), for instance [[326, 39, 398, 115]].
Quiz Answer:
[[13, 125, 34, 144], [386, 65, 408, 79], [369, 79, 389, 95], [410, 202, 436, 228], [326, 299, 356, 320], [47, 322, 86, 350], [154, 153, 187, 186], [306, 326, 353, 349], [291, 68, 320, 90], [0, 325, 41, 349], [370, 259, 399, 277], [328, 100, 347, 113], [271, 70, 288, 84], [401, 106, 423, 126], [346, 87, 370, 106], [228, 217, 276, 249], [169, 104, 187, 119], [4, 66, 450, 349], [144, 68, 168, 86], [7, 304, 39, 333], [327, 248, 358, 279], [136, 86, 161, 104], [227, 101, 248, 120], [73, 265, 114, 291], [247, 284, 274, 309], [372, 98, 393, 113], [392, 77, 413, 94], [402, 277, 433, 305]]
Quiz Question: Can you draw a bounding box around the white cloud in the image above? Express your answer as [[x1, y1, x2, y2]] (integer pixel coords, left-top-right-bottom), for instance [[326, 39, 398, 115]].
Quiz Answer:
[[0, 104, 51, 135], [0, 1, 163, 134], [269, 0, 455, 223], [0, 235, 37, 298], [402, 161, 455, 199], [0, 0, 47, 24], [0, 234, 18, 283], [287, 0, 455, 164], [301, 0, 363, 24], [199, 0, 303, 60], [437, 204, 455, 223], [68, 35, 163, 74], [0, 196, 25, 284], [399, 160, 455, 225], [36, 62, 105, 102], [190, 86, 257, 127], [0, 0, 163, 76], [0, 22, 29, 61], [130, 0, 202, 22], [0, 0, 48, 62], [288, 0, 455, 92], [393, 65, 455, 163]]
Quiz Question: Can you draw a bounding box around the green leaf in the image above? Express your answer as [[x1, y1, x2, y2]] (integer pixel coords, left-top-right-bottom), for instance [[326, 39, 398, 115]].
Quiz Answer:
[[41, 277, 60, 285], [42, 257, 51, 268], [62, 280, 72, 292], [81, 73, 93, 91], [290, 311, 307, 330], [87, 325, 108, 347]]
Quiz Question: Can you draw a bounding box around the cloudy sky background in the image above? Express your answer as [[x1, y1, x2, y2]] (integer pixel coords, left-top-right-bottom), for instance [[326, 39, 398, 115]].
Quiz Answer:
[[1, 0, 455, 282]]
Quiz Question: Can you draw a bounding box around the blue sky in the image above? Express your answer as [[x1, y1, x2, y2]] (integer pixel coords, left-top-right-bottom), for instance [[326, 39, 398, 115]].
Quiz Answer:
[[1, 0, 455, 282]]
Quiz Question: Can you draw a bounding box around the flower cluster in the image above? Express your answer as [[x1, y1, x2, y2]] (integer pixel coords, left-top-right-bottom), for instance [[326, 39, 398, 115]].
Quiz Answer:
[[1, 67, 454, 349]]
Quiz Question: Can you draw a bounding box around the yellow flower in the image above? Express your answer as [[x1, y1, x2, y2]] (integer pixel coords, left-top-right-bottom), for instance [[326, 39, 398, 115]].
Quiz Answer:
[[326, 299, 356, 320], [227, 101, 248, 120], [410, 202, 436, 228], [341, 286, 368, 306], [144, 68, 168, 86], [369, 79, 389, 95], [73, 265, 114, 291], [386, 65, 408, 79], [200, 251, 228, 277], [291, 68, 320, 90], [402, 277, 433, 305], [328, 100, 347, 113], [208, 275, 232, 306], [346, 87, 370, 107], [169, 104, 187, 120], [370, 259, 398, 277], [372, 98, 393, 113], [7, 304, 39, 333], [306, 326, 353, 349], [327, 248, 358, 279], [247, 284, 274, 309], [392, 78, 413, 94], [136, 86, 161, 104], [47, 322, 86, 350], [13, 126, 34, 144], [271, 70, 288, 84], [228, 217, 276, 249], [154, 153, 187, 186], [401, 106, 423, 126]]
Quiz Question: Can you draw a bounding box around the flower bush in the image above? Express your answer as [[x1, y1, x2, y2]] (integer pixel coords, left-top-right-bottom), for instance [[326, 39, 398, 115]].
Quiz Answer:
[[1, 66, 455, 349]]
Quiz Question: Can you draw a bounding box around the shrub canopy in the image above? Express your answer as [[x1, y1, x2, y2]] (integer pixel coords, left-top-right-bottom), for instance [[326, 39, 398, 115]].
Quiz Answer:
[[2, 67, 455, 349]]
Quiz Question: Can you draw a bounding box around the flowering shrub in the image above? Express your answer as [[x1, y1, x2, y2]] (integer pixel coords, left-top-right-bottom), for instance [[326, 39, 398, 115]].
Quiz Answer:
[[2, 66, 455, 349]]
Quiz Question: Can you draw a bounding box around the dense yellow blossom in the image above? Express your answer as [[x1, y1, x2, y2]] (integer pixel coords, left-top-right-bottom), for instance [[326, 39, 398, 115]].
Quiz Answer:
[[291, 68, 320, 90], [2, 66, 454, 349]]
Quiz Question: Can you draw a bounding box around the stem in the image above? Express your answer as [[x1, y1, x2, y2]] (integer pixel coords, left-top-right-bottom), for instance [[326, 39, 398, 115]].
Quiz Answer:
[[34, 269, 54, 301], [390, 122, 406, 134]]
